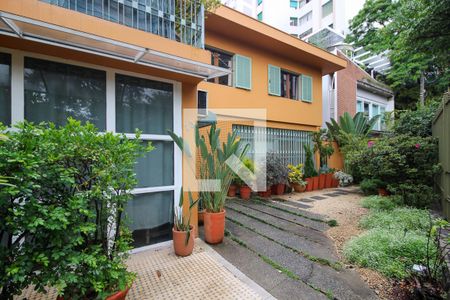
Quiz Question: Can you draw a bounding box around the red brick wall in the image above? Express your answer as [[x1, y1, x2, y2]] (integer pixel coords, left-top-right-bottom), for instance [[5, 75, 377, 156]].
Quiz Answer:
[[336, 51, 369, 118]]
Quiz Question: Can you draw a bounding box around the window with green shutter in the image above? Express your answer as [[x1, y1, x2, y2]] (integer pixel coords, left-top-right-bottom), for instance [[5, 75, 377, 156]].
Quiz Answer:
[[301, 75, 313, 102], [233, 54, 252, 90], [268, 65, 281, 96]]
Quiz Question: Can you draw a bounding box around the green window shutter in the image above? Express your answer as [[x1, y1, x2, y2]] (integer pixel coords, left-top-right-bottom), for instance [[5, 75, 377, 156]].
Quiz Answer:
[[268, 65, 281, 96], [301, 75, 313, 102], [233, 54, 252, 90]]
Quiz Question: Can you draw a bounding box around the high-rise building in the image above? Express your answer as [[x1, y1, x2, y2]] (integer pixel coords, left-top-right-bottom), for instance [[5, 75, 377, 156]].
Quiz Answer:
[[222, 0, 257, 18]]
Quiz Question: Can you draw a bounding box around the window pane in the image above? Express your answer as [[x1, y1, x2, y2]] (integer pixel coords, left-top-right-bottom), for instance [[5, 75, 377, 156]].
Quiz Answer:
[[290, 0, 297, 8], [126, 191, 174, 248], [257, 12, 263, 21], [135, 140, 174, 188], [322, 1, 333, 17], [0, 53, 11, 126], [24, 57, 106, 130], [357, 100, 363, 112], [116, 74, 173, 135]]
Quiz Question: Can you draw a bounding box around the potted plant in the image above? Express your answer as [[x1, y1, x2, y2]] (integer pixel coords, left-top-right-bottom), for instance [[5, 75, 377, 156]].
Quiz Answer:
[[169, 123, 248, 245], [288, 164, 307, 192], [173, 189, 198, 257], [312, 129, 335, 190], [303, 144, 318, 191], [334, 170, 353, 187], [324, 167, 335, 188], [228, 176, 238, 197], [267, 153, 289, 196], [236, 157, 255, 200]]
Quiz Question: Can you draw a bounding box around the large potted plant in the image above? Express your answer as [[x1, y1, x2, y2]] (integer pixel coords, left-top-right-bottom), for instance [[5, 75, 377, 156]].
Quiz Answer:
[[312, 129, 335, 190], [0, 120, 148, 300], [266, 153, 289, 196], [169, 123, 248, 245], [303, 144, 318, 191], [288, 164, 307, 192], [173, 189, 198, 257]]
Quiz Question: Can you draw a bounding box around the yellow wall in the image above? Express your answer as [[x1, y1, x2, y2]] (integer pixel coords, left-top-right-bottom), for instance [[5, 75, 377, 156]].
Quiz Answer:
[[199, 30, 323, 128]]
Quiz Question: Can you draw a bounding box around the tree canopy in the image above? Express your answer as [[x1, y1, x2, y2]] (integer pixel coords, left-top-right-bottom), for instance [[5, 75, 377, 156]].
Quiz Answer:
[[346, 0, 450, 108]]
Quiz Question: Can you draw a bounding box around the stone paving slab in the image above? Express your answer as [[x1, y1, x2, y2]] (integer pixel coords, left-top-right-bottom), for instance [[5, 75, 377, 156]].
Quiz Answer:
[[266, 200, 326, 220], [233, 200, 328, 231], [226, 201, 333, 246], [226, 222, 377, 300], [310, 196, 328, 200], [213, 237, 329, 300], [272, 198, 312, 209], [226, 208, 339, 262]]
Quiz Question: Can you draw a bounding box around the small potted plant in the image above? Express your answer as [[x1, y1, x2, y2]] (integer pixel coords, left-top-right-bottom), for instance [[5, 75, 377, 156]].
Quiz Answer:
[[173, 189, 198, 257], [228, 174, 238, 197], [197, 196, 206, 225], [268, 153, 289, 196], [303, 144, 318, 191], [237, 157, 255, 200], [288, 164, 307, 192], [334, 170, 353, 187]]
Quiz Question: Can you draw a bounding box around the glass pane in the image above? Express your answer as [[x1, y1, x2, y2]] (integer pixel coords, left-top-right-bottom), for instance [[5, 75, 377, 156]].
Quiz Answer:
[[126, 191, 174, 248], [116, 74, 173, 135], [24, 57, 106, 130], [135, 140, 174, 188], [0, 53, 11, 126]]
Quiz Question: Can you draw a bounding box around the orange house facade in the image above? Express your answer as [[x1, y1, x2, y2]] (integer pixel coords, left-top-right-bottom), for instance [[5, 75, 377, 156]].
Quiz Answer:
[[0, 1, 345, 250]]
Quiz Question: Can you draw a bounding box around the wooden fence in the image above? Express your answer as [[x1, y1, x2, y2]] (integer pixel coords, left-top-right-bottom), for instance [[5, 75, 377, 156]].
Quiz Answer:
[[432, 92, 450, 219]]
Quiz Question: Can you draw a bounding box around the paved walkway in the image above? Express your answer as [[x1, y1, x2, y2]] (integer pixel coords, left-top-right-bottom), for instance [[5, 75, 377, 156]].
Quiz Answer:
[[208, 187, 376, 300]]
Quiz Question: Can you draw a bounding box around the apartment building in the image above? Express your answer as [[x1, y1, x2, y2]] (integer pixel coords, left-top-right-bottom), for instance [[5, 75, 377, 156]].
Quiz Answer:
[[0, 1, 345, 248]]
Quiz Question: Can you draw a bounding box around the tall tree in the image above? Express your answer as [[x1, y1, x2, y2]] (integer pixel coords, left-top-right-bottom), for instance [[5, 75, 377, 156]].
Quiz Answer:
[[347, 0, 450, 108]]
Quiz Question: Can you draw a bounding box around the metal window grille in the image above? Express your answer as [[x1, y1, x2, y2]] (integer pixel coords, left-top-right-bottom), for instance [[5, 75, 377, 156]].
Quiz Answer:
[[233, 125, 313, 166], [41, 0, 204, 48]]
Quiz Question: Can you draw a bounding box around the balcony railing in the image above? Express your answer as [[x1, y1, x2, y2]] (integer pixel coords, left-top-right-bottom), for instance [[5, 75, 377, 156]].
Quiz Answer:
[[41, 0, 204, 48]]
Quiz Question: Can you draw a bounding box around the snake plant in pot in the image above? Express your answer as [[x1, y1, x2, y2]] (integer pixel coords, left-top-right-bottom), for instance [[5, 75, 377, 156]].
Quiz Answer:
[[168, 123, 248, 245], [173, 189, 198, 257]]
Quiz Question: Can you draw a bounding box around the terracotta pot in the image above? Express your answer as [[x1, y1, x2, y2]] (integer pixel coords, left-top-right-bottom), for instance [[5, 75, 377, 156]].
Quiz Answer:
[[319, 174, 326, 190], [312, 176, 320, 190], [325, 173, 333, 188], [172, 225, 195, 257], [228, 184, 237, 197], [271, 183, 285, 195], [305, 178, 313, 191], [258, 188, 272, 198], [291, 183, 306, 193], [239, 185, 252, 200], [332, 174, 339, 188], [198, 209, 206, 225], [378, 188, 389, 197], [57, 287, 131, 300], [204, 210, 226, 244]]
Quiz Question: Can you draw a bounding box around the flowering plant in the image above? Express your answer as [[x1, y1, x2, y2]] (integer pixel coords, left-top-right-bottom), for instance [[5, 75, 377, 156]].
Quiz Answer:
[[334, 171, 353, 187]]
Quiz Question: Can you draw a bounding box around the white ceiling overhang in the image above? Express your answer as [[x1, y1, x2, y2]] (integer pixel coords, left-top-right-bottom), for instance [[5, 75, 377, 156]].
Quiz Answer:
[[0, 12, 230, 80]]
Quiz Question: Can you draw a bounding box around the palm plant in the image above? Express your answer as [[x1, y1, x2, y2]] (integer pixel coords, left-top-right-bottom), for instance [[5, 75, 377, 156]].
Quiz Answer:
[[174, 188, 198, 244], [168, 123, 248, 213], [326, 112, 380, 145]]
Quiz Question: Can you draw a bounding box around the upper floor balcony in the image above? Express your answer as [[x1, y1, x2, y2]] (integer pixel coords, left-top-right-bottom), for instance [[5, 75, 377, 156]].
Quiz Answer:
[[41, 0, 205, 48]]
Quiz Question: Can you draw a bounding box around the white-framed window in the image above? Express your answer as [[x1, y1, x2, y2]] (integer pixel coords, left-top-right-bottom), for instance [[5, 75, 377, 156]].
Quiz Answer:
[[356, 99, 386, 131], [2, 47, 182, 250], [290, 17, 298, 27]]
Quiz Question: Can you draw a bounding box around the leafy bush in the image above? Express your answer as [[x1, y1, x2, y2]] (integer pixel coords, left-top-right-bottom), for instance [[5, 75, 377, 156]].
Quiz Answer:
[[287, 163, 306, 185], [344, 228, 431, 279], [361, 195, 402, 211], [265, 153, 289, 186], [346, 134, 440, 208], [333, 171, 353, 187], [0, 120, 149, 299], [359, 178, 386, 195], [360, 207, 431, 232], [394, 102, 440, 137]]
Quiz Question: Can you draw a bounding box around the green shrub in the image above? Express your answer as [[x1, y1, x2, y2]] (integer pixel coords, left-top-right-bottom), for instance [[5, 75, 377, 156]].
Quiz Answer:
[[360, 207, 431, 232], [359, 179, 386, 195], [394, 102, 440, 137], [344, 228, 432, 279], [0, 120, 149, 299], [387, 183, 438, 208], [303, 144, 317, 178], [361, 195, 402, 211]]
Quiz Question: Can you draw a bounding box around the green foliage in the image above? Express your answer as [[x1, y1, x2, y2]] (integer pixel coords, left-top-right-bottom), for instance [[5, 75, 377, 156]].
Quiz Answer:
[[0, 120, 149, 299], [169, 123, 248, 213], [344, 228, 431, 278], [174, 189, 198, 245], [234, 157, 255, 186], [344, 206, 438, 279], [361, 195, 402, 211], [326, 112, 380, 146], [359, 178, 386, 195], [287, 164, 306, 185], [347, 0, 450, 107], [303, 144, 317, 178], [346, 134, 440, 208], [394, 102, 440, 137], [312, 129, 334, 168]]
